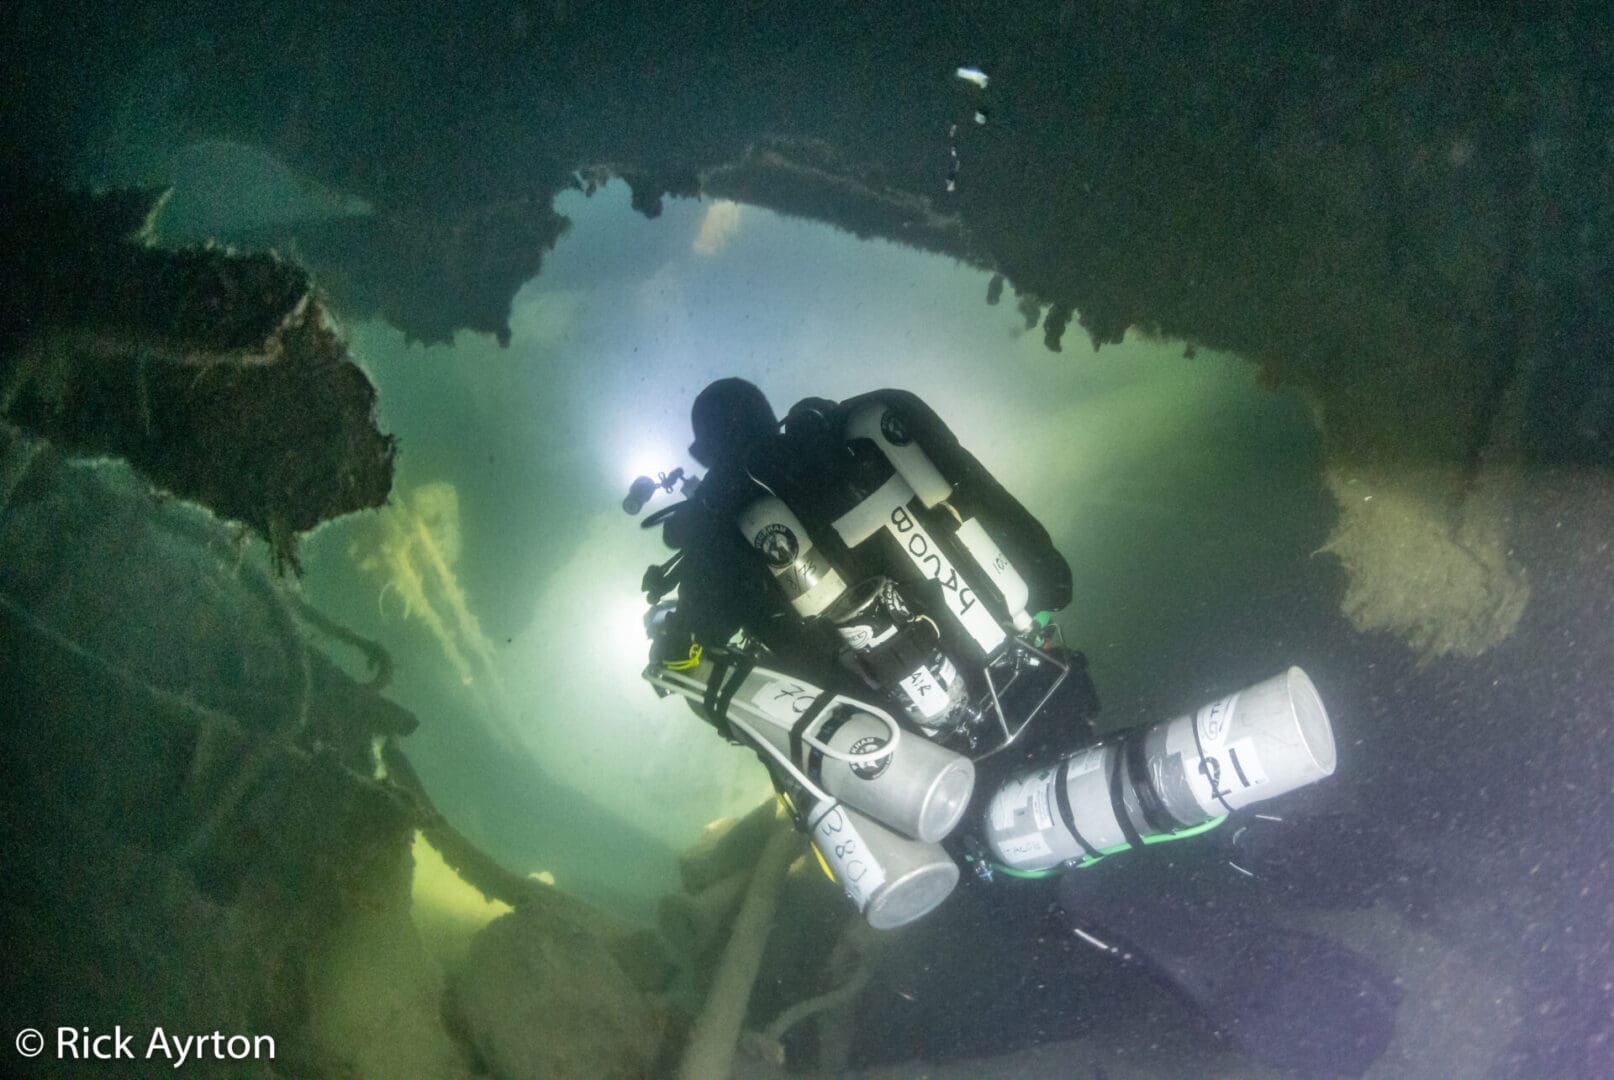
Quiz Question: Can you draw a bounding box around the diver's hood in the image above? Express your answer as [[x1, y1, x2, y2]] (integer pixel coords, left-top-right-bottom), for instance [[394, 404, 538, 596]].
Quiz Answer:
[[689, 377, 777, 467]]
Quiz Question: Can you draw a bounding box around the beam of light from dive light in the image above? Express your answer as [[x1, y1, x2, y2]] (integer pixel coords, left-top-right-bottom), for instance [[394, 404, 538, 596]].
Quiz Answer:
[[623, 437, 684, 485]]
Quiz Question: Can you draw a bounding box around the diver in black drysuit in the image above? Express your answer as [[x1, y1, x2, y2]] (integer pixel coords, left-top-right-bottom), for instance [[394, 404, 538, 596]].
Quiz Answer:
[[648, 381, 1393, 1073], [670, 379, 1067, 656], [654, 377, 1090, 765]]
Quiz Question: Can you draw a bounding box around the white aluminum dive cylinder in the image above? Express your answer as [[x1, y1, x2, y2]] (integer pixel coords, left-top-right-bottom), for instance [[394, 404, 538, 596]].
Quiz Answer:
[[844, 400, 1034, 636], [738, 495, 847, 619], [647, 659, 976, 844], [984, 667, 1336, 871], [828, 470, 1009, 658], [736, 669, 976, 843], [845, 400, 952, 507], [952, 517, 1034, 633], [807, 799, 961, 929], [821, 575, 970, 731]]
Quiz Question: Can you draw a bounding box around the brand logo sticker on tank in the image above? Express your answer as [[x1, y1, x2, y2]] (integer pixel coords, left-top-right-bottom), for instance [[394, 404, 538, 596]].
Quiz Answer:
[[837, 620, 898, 651], [754, 522, 799, 568], [840, 624, 876, 649], [848, 736, 891, 780], [879, 408, 912, 446]]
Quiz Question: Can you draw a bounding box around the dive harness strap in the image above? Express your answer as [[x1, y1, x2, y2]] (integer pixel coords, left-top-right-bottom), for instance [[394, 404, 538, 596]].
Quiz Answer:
[[700, 655, 755, 742], [1106, 742, 1148, 851], [702, 655, 730, 737], [1091, 729, 1207, 852], [1054, 757, 1103, 860], [1102, 728, 1195, 853], [715, 658, 753, 726]]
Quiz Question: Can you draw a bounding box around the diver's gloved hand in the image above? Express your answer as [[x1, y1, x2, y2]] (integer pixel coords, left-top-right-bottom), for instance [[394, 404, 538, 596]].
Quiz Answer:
[[645, 603, 695, 665]]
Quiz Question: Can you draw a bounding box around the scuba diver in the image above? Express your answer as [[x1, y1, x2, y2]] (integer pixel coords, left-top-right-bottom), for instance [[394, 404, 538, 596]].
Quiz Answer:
[[628, 377, 1338, 929], [665, 378, 1078, 722]]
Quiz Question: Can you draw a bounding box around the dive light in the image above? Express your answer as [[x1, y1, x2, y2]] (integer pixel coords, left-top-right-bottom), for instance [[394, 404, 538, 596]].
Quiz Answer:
[[623, 467, 689, 515]]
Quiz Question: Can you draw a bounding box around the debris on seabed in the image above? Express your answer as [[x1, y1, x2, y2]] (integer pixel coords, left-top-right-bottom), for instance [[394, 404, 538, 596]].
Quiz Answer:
[[955, 66, 989, 89], [1071, 927, 1115, 953]]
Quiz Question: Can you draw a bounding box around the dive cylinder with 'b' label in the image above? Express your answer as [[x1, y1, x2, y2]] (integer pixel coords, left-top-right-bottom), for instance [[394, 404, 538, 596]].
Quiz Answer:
[[846, 400, 1035, 636]]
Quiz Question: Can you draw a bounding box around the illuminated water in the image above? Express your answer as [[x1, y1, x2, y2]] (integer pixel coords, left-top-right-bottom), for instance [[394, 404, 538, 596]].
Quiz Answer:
[[6, 18, 1612, 1071]]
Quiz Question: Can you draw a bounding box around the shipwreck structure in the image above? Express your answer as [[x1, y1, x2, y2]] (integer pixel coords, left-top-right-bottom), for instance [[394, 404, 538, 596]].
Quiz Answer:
[[3, 1, 1612, 1076]]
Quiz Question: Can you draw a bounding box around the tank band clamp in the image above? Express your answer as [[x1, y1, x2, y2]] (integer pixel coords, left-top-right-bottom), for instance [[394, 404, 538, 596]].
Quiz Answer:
[[1054, 756, 1103, 860], [788, 692, 836, 764], [1106, 744, 1148, 850]]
